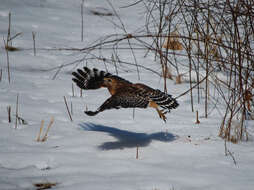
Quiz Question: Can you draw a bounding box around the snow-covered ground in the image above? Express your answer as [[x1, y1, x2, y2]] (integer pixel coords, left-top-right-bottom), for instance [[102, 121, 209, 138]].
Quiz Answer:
[[0, 0, 254, 190]]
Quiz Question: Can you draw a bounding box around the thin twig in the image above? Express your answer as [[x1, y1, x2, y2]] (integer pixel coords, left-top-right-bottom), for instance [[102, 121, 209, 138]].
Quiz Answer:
[[15, 94, 19, 129], [9, 32, 22, 42], [81, 0, 85, 42], [52, 64, 63, 80], [195, 110, 200, 124], [175, 69, 214, 99], [37, 120, 44, 142], [136, 145, 139, 159], [224, 139, 237, 165], [3, 38, 11, 84], [80, 89, 83, 97], [63, 96, 73, 121], [107, 0, 140, 79], [7, 106, 11, 123], [7, 12, 11, 45], [32, 32, 36, 56], [71, 101, 73, 115], [0, 68, 2, 82], [41, 117, 54, 142], [72, 83, 75, 97]]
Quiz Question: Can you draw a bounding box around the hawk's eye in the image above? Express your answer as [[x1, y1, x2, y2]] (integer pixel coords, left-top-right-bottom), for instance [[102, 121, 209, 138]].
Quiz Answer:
[[105, 78, 112, 82]]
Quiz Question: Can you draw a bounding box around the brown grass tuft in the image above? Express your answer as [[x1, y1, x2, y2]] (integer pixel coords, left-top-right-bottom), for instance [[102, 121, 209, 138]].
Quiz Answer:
[[33, 182, 57, 190], [5, 45, 20, 51], [163, 31, 183, 51], [175, 74, 182, 84]]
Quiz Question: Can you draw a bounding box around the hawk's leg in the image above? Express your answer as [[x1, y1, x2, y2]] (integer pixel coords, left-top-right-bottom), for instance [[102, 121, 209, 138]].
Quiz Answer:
[[149, 101, 167, 122], [155, 107, 167, 122], [84, 95, 120, 116]]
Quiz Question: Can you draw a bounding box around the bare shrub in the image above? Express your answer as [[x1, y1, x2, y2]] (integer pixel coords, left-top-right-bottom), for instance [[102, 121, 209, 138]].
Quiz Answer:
[[67, 0, 253, 143]]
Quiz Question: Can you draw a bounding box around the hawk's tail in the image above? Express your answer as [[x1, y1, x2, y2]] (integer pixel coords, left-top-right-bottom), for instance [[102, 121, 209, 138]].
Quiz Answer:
[[72, 67, 110, 89], [151, 90, 179, 114]]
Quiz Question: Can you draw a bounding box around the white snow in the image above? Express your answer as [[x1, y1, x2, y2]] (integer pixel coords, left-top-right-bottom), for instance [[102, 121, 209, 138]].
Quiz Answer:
[[0, 0, 254, 190]]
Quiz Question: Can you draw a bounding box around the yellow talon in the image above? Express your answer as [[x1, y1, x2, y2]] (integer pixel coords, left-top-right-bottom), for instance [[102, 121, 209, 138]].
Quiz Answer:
[[156, 108, 167, 122], [149, 100, 167, 122]]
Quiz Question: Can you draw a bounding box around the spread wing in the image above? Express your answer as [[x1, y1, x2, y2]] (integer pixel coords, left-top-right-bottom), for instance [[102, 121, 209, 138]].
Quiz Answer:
[[85, 87, 149, 116], [72, 67, 130, 90], [72, 67, 109, 89]]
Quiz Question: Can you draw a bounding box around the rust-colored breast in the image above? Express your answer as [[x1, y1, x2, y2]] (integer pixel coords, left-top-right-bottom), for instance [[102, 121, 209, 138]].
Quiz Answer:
[[107, 87, 116, 95], [106, 79, 130, 95]]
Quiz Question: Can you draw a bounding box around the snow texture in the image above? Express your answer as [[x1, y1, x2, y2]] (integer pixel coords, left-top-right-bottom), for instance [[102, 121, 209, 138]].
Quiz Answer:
[[0, 0, 254, 190]]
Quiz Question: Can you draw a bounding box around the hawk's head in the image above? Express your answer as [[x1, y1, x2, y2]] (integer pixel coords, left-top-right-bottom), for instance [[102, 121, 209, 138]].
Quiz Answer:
[[103, 76, 115, 86]]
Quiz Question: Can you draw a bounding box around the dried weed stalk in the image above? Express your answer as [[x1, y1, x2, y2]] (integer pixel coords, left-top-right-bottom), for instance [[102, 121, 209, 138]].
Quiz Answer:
[[54, 0, 253, 143]]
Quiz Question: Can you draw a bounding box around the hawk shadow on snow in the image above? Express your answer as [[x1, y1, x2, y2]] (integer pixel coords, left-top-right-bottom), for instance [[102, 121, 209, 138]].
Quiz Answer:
[[79, 123, 178, 150]]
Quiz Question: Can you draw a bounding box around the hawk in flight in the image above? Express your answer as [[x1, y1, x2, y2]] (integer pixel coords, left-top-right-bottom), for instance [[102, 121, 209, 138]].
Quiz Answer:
[[72, 67, 179, 122]]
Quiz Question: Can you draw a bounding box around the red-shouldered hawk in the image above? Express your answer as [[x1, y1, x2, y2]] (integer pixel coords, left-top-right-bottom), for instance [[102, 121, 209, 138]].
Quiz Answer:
[[72, 67, 179, 122]]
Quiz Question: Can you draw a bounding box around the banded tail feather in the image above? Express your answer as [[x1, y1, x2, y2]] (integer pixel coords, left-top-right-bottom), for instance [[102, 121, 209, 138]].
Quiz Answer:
[[72, 67, 111, 90], [150, 90, 179, 114]]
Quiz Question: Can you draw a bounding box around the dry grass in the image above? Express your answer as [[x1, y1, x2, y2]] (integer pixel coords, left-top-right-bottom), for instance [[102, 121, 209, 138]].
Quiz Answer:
[[33, 182, 57, 190], [162, 31, 183, 51], [195, 110, 200, 124], [4, 45, 20, 51], [56, 0, 253, 143], [36, 120, 44, 142], [175, 74, 182, 84], [89, 9, 113, 16], [36, 117, 54, 142]]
